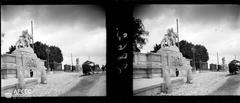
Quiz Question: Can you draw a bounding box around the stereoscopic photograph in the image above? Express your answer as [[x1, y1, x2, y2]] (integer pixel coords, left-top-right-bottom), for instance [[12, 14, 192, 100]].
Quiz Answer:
[[1, 5, 106, 97], [133, 5, 240, 96]]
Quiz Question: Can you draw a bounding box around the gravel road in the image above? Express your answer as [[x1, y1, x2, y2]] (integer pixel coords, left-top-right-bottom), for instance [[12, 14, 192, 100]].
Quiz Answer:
[[210, 73, 240, 95], [157, 71, 240, 95], [9, 71, 106, 97], [61, 72, 106, 96]]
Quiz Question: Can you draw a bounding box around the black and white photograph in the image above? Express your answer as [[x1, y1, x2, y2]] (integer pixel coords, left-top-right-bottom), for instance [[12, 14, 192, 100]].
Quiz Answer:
[[1, 5, 106, 97], [1, 2, 240, 103], [133, 5, 240, 96]]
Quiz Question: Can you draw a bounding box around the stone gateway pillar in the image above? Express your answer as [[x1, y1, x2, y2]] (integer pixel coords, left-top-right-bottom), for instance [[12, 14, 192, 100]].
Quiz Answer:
[[162, 66, 172, 93], [16, 66, 26, 89], [186, 68, 193, 83], [40, 68, 47, 84]]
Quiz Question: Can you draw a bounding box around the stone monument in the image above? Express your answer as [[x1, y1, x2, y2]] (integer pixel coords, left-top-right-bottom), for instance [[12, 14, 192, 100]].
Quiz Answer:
[[133, 28, 193, 94], [133, 28, 192, 78], [1, 30, 47, 88], [157, 28, 192, 77]]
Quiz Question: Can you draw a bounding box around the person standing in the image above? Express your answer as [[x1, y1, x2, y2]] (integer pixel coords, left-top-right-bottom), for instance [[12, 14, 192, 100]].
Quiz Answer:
[[176, 68, 179, 77]]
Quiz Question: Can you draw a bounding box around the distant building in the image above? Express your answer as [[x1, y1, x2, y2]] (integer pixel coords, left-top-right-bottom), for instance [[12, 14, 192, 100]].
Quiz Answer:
[[210, 63, 222, 71]]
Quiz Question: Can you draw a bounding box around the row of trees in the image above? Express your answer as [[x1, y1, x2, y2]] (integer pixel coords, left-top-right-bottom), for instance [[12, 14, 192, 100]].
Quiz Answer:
[[7, 41, 63, 70]]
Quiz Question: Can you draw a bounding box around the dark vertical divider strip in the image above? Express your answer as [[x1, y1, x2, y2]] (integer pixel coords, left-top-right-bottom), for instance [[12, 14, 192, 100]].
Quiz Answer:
[[106, 4, 133, 97]]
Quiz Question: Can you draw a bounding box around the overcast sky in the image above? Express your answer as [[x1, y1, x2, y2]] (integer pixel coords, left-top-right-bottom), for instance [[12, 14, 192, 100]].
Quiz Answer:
[[1, 5, 106, 66], [134, 5, 240, 65]]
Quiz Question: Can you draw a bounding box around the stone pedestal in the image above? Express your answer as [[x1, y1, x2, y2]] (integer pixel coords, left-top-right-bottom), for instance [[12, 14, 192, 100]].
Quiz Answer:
[[1, 47, 47, 85]]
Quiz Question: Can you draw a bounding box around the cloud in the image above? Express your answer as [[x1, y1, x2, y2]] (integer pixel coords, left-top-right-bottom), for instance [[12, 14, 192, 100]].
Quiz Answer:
[[1, 5, 105, 31], [135, 5, 240, 29], [134, 4, 240, 65], [1, 5, 106, 67]]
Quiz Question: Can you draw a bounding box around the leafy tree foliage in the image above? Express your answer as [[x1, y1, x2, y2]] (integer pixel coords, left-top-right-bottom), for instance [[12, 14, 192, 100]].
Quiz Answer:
[[33, 41, 48, 60], [194, 44, 209, 62], [7, 45, 16, 54], [179, 40, 194, 59], [132, 17, 149, 52], [151, 44, 161, 53], [49, 45, 63, 63]]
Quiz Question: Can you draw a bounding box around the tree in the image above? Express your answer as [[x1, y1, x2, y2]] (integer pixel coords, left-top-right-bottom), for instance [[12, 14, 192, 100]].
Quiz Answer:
[[33, 41, 48, 60], [151, 44, 161, 53], [179, 40, 195, 59], [132, 17, 149, 52], [7, 45, 16, 54], [194, 44, 209, 62], [33, 42, 63, 71], [49, 45, 63, 63]]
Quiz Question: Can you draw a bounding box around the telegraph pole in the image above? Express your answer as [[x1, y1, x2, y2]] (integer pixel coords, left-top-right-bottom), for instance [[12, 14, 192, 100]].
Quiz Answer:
[[31, 20, 34, 50], [217, 52, 219, 71], [71, 53, 73, 71], [176, 18, 180, 49]]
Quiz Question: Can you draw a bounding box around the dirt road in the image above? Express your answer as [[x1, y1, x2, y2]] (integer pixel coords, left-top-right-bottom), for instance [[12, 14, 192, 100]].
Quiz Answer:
[[210, 74, 240, 95], [61, 72, 106, 96]]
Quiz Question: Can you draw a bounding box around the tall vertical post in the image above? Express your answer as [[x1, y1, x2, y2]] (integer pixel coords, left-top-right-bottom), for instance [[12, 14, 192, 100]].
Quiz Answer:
[[176, 18, 180, 49], [31, 20, 34, 50], [71, 53, 73, 71], [46, 48, 50, 72], [217, 52, 219, 71], [191, 47, 196, 72]]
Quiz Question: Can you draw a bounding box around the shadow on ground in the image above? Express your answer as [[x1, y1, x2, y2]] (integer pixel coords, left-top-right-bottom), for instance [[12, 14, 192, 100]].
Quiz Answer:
[[210, 74, 240, 95], [60, 73, 104, 96]]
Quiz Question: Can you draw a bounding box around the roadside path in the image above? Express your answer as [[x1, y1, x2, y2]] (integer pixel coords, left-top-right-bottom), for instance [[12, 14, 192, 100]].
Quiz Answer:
[[158, 71, 239, 95], [61, 72, 106, 96], [210, 74, 240, 95]]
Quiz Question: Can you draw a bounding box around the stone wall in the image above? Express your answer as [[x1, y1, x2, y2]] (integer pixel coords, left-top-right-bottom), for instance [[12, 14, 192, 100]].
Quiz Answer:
[[1, 47, 46, 79], [133, 52, 163, 79], [133, 46, 191, 79], [1, 54, 17, 79]]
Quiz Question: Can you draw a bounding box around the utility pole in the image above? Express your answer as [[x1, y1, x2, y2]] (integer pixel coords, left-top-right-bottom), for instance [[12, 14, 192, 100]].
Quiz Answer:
[[176, 18, 180, 49], [31, 20, 34, 50], [217, 52, 219, 71], [71, 53, 73, 71]]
